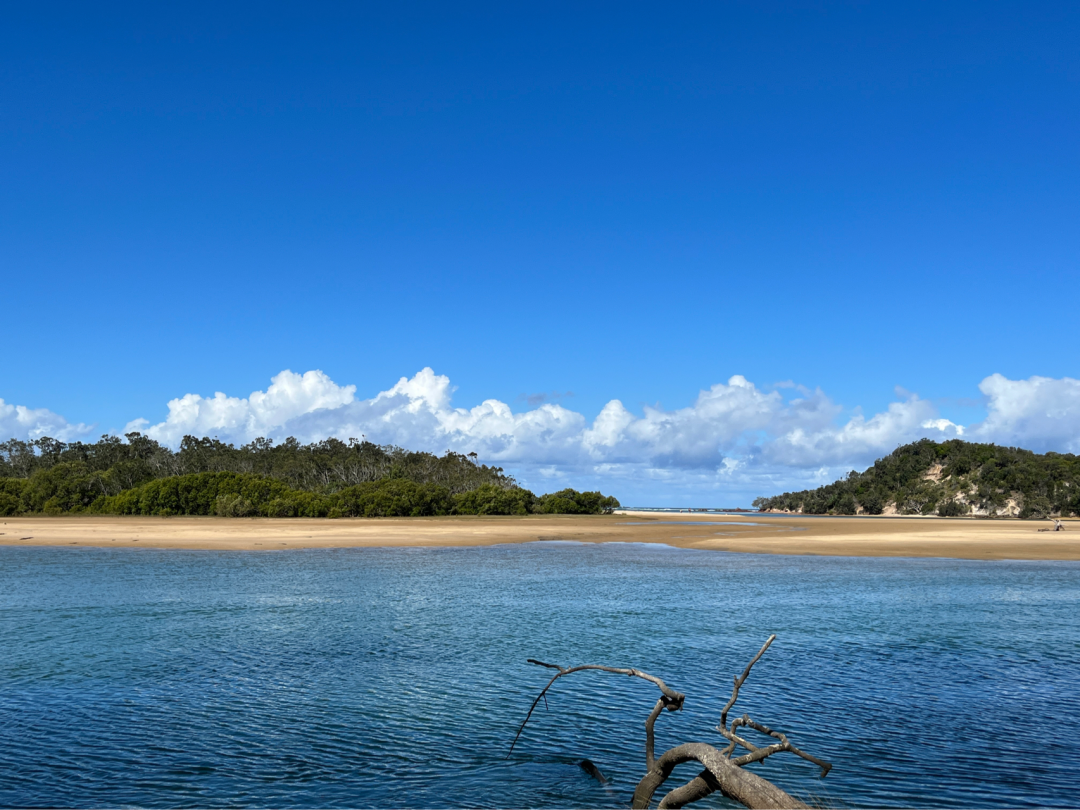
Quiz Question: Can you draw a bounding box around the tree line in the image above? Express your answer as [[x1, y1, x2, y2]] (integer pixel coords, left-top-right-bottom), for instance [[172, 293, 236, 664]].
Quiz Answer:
[[0, 434, 619, 517], [752, 439, 1080, 518]]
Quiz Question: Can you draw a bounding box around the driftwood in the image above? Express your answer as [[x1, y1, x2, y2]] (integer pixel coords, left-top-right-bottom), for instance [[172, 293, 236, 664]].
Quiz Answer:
[[579, 758, 611, 785], [510, 635, 830, 810]]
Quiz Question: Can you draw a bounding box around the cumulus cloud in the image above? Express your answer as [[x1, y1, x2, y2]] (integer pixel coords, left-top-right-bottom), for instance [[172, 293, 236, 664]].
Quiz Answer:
[[760, 393, 962, 468], [264, 368, 590, 465], [0, 398, 91, 442], [968, 373, 1080, 453], [124, 370, 356, 445], [8, 368, 1080, 502], [126, 368, 972, 475]]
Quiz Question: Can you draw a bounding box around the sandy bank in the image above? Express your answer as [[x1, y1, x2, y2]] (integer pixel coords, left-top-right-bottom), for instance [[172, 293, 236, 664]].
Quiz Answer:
[[0, 513, 1077, 560]]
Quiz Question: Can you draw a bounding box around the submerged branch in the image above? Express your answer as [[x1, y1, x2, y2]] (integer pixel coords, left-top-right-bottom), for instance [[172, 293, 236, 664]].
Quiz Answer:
[[632, 742, 809, 810], [510, 637, 832, 809], [657, 769, 720, 809]]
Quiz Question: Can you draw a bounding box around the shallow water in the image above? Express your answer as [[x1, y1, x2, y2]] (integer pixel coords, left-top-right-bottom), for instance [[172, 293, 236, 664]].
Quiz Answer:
[[617, 521, 776, 527], [1, 543, 1078, 808]]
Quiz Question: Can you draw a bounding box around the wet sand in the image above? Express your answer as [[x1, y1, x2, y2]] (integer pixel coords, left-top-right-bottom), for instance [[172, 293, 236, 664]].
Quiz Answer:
[[0, 512, 1076, 559]]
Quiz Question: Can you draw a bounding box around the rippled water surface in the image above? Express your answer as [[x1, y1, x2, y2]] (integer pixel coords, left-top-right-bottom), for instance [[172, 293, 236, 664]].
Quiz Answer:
[[2, 543, 1079, 808]]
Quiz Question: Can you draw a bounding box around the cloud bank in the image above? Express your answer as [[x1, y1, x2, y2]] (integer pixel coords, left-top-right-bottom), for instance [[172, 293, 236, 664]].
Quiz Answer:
[[117, 369, 977, 469], [4, 369, 1079, 502]]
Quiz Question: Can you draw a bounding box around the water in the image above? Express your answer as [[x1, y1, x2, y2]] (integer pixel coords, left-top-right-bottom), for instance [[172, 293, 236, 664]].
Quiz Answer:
[[617, 521, 775, 527], [1, 543, 1078, 809]]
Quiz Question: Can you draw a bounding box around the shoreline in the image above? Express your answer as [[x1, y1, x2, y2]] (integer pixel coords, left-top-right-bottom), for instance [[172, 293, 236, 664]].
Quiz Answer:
[[1, 513, 1077, 560]]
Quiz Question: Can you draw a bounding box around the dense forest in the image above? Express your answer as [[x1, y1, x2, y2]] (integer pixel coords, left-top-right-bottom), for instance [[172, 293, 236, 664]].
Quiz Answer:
[[753, 439, 1080, 518], [0, 434, 619, 518]]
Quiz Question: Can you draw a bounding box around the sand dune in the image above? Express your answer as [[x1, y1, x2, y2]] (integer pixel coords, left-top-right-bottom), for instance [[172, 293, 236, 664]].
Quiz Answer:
[[0, 512, 1076, 559]]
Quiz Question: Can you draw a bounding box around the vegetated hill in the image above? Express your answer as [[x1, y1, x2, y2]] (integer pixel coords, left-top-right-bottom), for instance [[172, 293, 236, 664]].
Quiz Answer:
[[752, 439, 1080, 518], [0, 434, 618, 517]]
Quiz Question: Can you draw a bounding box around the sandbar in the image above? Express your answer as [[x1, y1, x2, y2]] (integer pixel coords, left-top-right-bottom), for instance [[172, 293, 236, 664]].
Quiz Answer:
[[0, 512, 1076, 559]]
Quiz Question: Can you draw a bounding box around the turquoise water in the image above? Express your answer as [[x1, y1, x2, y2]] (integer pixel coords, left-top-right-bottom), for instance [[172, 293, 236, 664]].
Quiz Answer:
[[1, 543, 1078, 809]]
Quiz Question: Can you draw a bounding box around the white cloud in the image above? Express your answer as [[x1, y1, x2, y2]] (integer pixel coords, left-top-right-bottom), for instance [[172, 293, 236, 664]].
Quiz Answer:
[[0, 399, 92, 443], [968, 373, 1080, 453], [7, 368, 1080, 503], [124, 370, 356, 446], [760, 393, 962, 468], [125, 368, 965, 478], [276, 368, 590, 464], [922, 418, 964, 435]]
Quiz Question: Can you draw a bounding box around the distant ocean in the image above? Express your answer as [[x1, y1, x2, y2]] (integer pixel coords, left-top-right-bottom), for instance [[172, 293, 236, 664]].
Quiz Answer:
[[2, 543, 1078, 809]]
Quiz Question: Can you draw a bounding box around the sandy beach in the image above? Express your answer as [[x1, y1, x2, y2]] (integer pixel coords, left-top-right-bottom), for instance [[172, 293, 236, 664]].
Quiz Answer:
[[0, 512, 1075, 559]]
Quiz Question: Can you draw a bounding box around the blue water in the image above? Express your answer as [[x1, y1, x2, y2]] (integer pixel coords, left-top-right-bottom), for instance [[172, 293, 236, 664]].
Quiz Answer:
[[1, 543, 1079, 809]]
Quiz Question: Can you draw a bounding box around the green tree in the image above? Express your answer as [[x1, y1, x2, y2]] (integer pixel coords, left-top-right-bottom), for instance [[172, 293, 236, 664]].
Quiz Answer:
[[1, 434, 621, 518], [535, 489, 620, 514], [453, 484, 535, 515]]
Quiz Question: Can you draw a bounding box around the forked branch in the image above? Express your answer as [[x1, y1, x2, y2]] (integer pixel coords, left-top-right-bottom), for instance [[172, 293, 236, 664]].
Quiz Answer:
[[509, 638, 832, 810], [716, 635, 831, 777], [719, 635, 775, 734], [728, 716, 831, 776]]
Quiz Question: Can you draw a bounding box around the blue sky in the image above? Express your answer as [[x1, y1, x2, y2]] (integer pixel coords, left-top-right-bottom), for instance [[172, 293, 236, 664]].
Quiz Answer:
[[3, 2, 1078, 503]]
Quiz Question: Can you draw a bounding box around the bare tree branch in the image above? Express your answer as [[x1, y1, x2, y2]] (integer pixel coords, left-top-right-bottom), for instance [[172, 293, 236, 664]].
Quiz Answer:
[[729, 716, 832, 776], [507, 660, 684, 757], [509, 637, 831, 809], [711, 636, 831, 778], [645, 698, 666, 769], [632, 742, 809, 810], [657, 769, 720, 809], [719, 634, 775, 734]]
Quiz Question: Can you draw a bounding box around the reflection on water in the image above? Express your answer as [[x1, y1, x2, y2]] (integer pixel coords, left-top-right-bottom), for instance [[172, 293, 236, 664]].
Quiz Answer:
[[1, 544, 1078, 808]]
